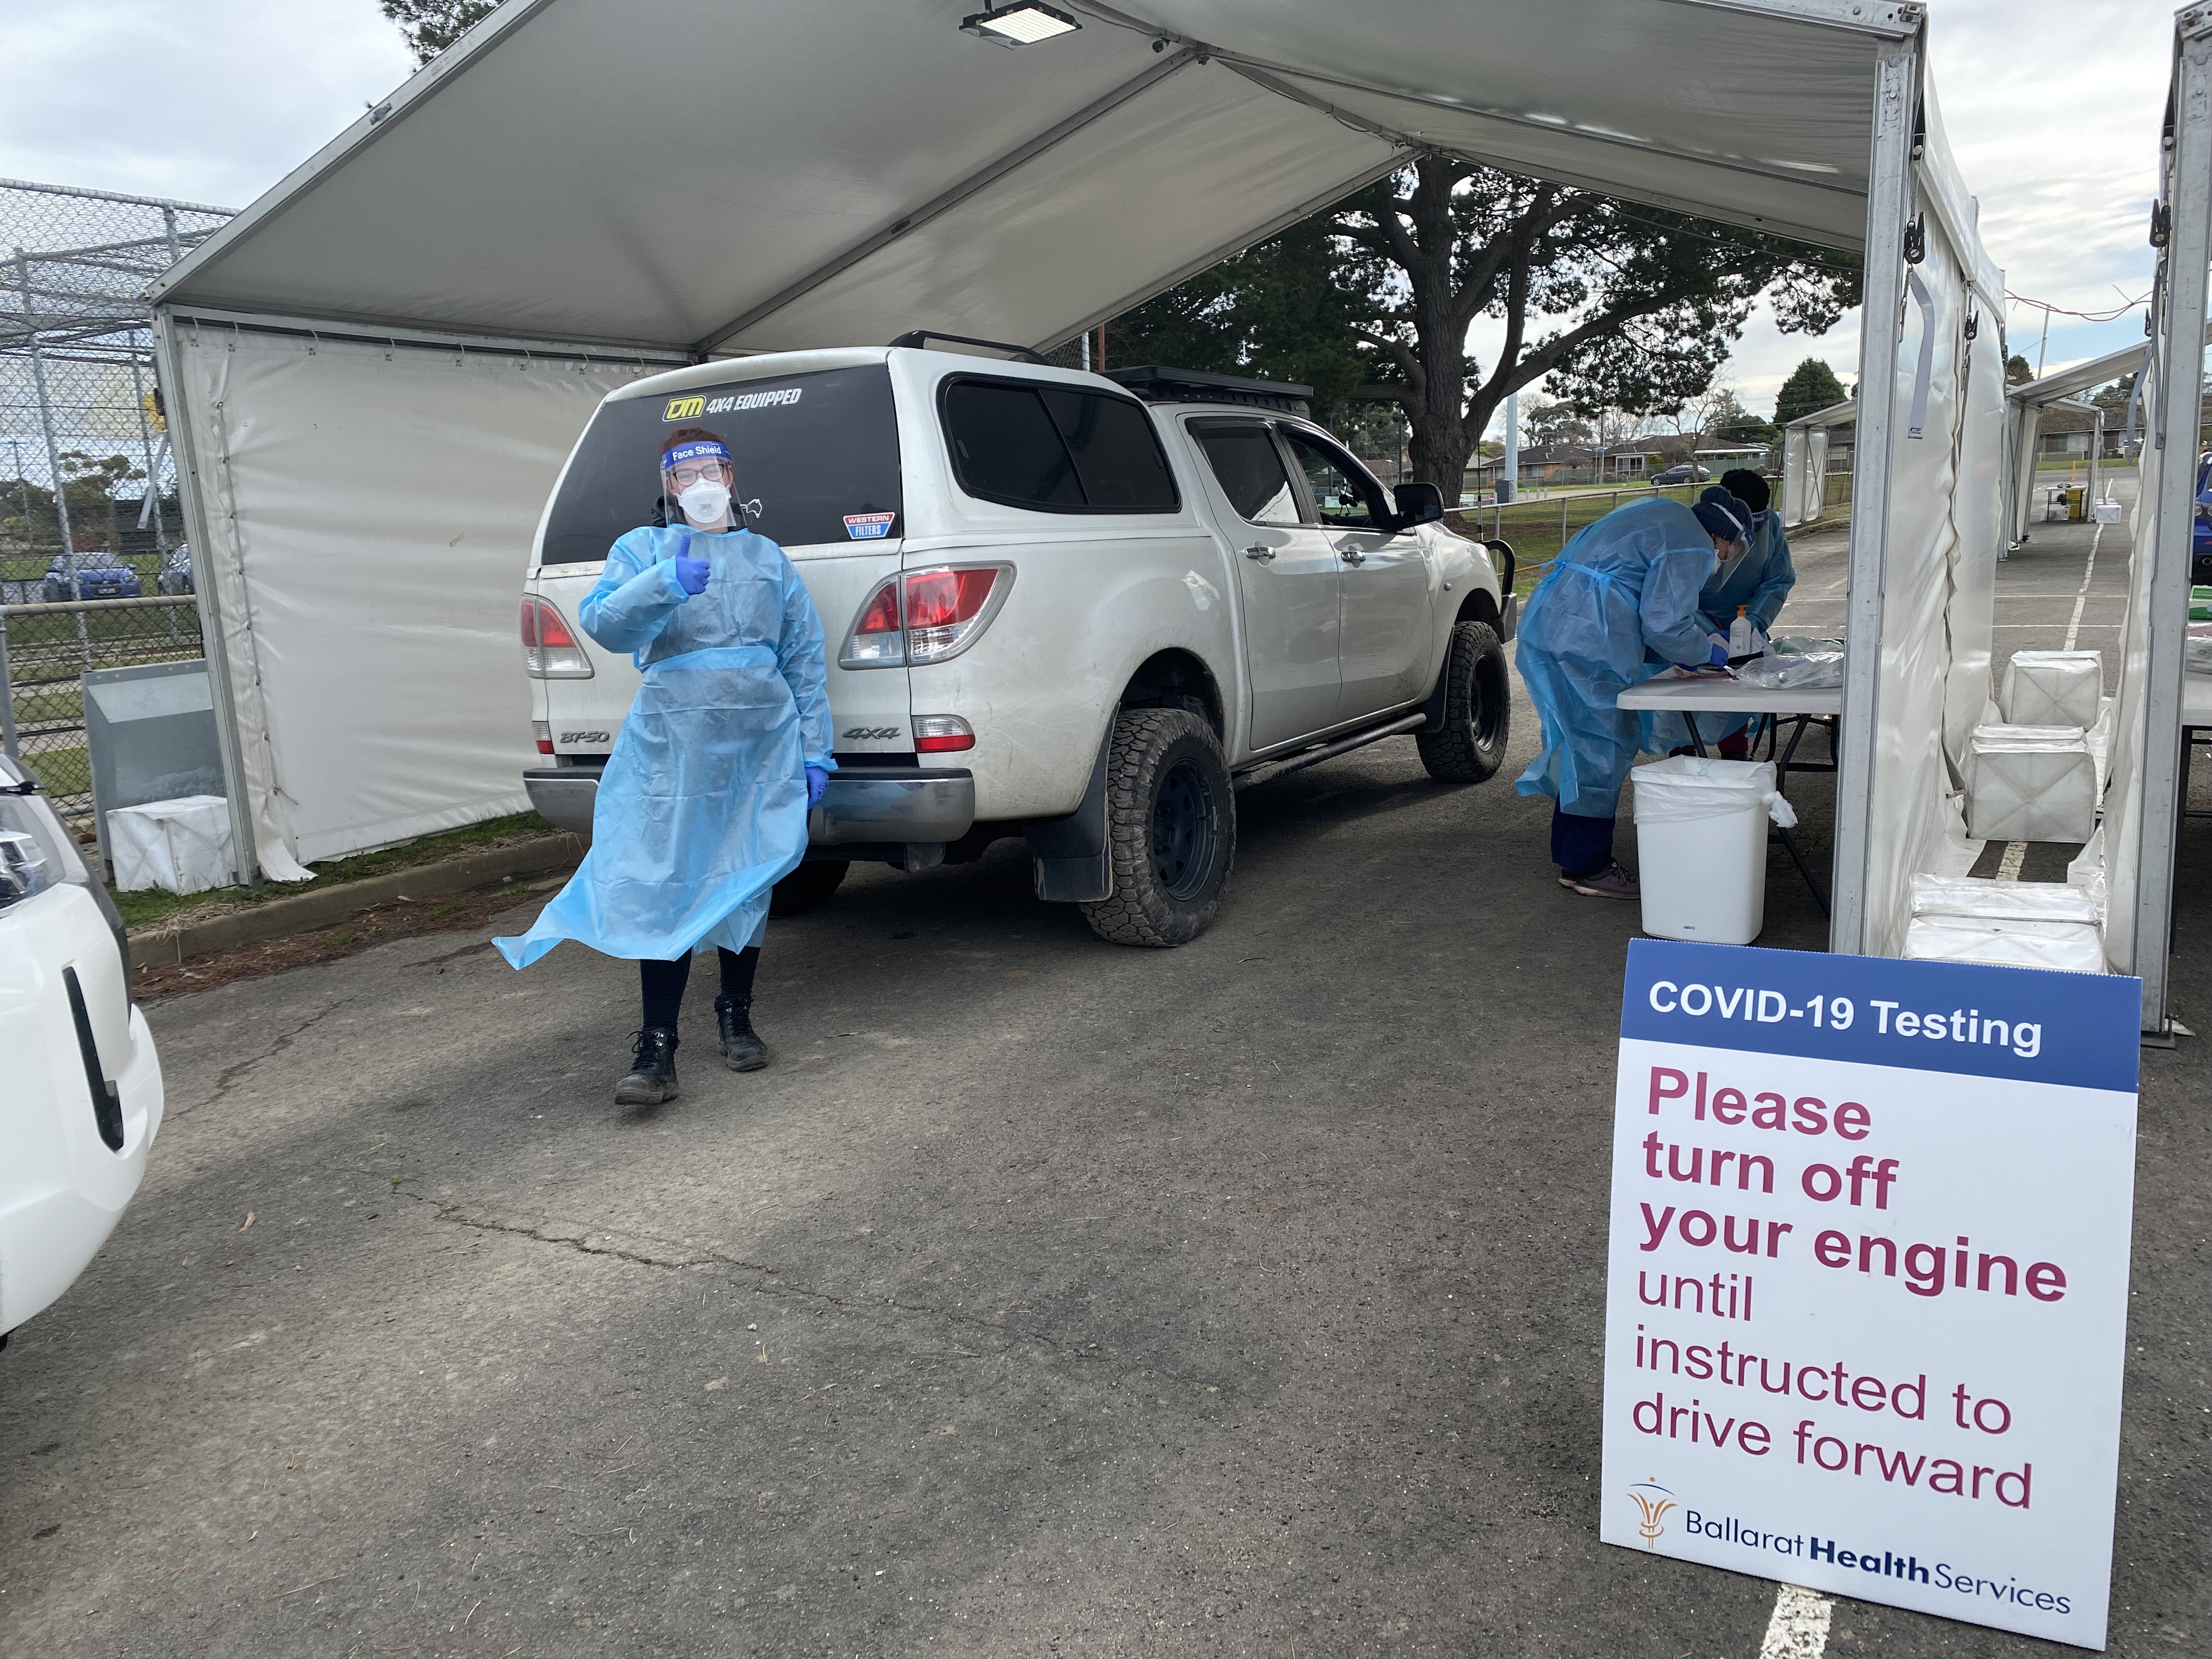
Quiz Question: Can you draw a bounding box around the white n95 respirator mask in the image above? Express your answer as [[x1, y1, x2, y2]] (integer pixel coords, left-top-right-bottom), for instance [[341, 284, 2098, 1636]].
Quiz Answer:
[[676, 477, 732, 526]]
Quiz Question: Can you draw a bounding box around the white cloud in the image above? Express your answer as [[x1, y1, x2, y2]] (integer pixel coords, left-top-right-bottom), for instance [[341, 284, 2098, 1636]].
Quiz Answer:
[[0, 0, 2176, 414], [1477, 0, 2171, 431], [0, 0, 414, 208]]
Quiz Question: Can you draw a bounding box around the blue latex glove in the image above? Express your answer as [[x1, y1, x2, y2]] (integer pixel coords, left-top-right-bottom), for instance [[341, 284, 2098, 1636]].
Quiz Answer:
[[805, 765, 830, 807], [673, 555, 710, 596], [1707, 642, 1730, 668]]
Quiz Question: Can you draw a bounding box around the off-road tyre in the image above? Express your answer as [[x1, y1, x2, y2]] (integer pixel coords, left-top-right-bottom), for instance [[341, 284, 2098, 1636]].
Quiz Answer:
[[1078, 708, 1235, 947], [770, 859, 848, 917], [1416, 619, 1510, 784]]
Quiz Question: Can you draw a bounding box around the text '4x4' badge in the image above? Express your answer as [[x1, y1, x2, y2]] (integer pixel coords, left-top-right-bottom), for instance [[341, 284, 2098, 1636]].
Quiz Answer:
[[843, 512, 896, 540]]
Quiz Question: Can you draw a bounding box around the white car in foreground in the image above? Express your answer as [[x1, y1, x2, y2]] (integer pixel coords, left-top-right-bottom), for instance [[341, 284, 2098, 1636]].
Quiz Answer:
[[0, 754, 162, 1341]]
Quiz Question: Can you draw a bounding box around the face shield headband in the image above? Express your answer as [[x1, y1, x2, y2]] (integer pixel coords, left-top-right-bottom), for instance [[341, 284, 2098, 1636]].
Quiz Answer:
[[662, 439, 731, 482]]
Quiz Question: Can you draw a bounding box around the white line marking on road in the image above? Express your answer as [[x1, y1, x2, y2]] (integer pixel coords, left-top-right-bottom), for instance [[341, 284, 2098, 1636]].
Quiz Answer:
[[1998, 840, 2028, 880], [1758, 1583, 1834, 1657], [2064, 523, 2103, 652]]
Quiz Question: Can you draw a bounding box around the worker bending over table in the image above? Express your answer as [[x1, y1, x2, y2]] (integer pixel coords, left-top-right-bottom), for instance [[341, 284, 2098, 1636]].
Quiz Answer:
[[1648, 468, 1797, 760], [1515, 486, 1755, 899]]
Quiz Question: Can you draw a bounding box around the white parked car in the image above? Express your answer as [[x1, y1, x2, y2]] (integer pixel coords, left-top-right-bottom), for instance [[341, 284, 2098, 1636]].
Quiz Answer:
[[521, 343, 1514, 945], [0, 753, 162, 1340]]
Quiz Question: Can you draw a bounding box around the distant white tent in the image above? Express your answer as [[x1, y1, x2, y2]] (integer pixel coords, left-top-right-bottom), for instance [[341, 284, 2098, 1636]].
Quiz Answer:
[[152, 0, 2000, 962]]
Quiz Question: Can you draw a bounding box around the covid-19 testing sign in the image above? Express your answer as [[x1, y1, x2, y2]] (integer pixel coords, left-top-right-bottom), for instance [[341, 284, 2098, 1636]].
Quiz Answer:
[[1600, 940, 2140, 1649]]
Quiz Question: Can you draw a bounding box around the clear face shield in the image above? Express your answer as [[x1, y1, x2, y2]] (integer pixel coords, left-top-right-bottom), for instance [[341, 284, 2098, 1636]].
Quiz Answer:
[[662, 439, 735, 529]]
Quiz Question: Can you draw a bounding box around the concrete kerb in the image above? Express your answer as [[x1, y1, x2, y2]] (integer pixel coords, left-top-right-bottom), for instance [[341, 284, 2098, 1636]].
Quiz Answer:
[[125, 833, 583, 967]]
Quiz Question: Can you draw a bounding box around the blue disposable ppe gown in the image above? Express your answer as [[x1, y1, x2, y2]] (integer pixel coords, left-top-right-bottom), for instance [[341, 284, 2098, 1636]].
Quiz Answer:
[[1696, 511, 1795, 636], [495, 526, 835, 968], [1643, 510, 1799, 752], [1513, 498, 1716, 816]]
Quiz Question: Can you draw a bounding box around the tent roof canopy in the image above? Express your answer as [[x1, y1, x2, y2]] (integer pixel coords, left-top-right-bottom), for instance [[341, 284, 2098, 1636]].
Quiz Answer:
[[2010, 337, 2158, 409], [154, 0, 1918, 356], [1785, 396, 1858, 430]]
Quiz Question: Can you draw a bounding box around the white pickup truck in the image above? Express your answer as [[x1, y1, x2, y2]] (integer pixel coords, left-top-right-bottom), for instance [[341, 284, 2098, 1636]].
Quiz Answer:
[[520, 342, 1514, 946]]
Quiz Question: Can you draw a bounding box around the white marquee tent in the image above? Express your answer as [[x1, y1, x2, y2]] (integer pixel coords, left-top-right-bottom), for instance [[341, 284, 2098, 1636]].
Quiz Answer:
[[151, 0, 2008, 969]]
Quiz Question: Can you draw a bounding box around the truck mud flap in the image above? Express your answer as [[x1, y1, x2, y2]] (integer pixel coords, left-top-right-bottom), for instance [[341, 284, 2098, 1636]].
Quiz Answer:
[[1024, 724, 1113, 903]]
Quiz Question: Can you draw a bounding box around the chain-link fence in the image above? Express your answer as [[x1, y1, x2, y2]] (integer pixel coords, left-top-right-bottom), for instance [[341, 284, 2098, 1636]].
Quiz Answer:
[[0, 597, 205, 814], [2, 178, 234, 816]]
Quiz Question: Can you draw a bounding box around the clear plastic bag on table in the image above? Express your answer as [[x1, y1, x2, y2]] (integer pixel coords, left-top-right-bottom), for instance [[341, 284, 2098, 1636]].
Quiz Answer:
[[2187, 621, 2212, 676], [1735, 651, 1844, 689], [1764, 635, 1844, 656]]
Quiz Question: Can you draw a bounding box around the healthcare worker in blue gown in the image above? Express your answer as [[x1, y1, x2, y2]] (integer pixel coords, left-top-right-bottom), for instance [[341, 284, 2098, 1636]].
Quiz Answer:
[[496, 426, 835, 1106], [1648, 467, 1798, 760], [1513, 486, 1754, 899]]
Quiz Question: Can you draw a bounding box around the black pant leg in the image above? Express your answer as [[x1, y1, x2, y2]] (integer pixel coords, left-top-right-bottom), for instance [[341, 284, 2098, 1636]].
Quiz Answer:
[[639, 955, 693, 1029]]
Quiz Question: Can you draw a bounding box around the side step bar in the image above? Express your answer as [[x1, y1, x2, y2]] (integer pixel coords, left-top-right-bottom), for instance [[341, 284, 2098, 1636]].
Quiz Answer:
[[1232, 712, 1427, 792]]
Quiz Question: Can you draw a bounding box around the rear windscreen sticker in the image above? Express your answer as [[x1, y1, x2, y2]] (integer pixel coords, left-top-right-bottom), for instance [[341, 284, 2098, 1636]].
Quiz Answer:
[[843, 512, 896, 540]]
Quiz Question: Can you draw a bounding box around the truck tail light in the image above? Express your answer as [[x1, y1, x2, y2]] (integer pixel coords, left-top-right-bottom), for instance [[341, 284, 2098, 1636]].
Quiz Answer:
[[532, 720, 554, 755], [912, 715, 974, 754], [839, 564, 1013, 668], [520, 596, 594, 679]]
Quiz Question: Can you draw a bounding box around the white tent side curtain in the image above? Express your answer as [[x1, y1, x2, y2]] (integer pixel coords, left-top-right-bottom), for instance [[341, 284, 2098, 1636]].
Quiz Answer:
[[162, 317, 670, 876], [2098, 7, 2212, 1034], [1832, 65, 2009, 958]]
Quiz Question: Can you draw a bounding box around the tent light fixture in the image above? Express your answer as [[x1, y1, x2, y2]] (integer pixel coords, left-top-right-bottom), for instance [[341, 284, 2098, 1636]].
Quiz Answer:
[[961, 3, 1081, 47]]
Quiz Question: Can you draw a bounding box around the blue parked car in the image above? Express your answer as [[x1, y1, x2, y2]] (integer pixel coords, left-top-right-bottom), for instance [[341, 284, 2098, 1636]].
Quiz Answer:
[[41, 556, 143, 602], [2194, 453, 2212, 587]]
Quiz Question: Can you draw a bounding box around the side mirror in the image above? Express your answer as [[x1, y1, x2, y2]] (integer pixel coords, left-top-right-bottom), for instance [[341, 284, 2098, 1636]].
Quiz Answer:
[[1392, 481, 1446, 528]]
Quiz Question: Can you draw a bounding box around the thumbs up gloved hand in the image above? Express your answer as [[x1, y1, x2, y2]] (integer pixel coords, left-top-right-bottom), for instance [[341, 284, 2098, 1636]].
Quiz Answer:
[[673, 554, 710, 596]]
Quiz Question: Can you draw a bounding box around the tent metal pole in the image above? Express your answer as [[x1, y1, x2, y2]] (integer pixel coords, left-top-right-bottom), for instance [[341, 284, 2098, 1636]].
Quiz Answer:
[[1830, 31, 1921, 956], [152, 309, 261, 889], [2134, 13, 2212, 1036]]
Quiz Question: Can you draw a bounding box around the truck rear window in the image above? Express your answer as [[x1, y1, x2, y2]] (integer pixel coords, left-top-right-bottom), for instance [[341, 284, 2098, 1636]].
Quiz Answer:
[[539, 364, 902, 564]]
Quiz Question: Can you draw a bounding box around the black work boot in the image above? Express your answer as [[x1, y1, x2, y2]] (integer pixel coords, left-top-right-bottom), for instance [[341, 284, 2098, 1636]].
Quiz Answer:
[[714, 995, 769, 1072], [615, 1027, 680, 1105]]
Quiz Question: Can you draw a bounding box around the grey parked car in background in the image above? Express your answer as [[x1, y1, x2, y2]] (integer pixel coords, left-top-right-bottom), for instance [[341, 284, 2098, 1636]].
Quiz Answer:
[[156, 544, 194, 596]]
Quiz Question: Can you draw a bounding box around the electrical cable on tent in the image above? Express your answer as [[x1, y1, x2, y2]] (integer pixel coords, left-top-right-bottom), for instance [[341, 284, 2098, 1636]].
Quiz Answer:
[[960, 3, 1080, 46]]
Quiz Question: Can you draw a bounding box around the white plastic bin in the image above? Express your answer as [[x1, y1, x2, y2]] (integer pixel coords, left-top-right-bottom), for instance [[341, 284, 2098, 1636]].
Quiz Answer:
[[1630, 757, 1792, 945], [107, 794, 233, 894]]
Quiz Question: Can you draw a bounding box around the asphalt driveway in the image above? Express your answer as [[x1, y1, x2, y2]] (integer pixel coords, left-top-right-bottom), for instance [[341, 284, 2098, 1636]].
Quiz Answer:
[[3, 522, 2205, 1658]]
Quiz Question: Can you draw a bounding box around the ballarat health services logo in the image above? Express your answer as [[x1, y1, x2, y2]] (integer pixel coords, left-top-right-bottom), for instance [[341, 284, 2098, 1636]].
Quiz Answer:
[[1626, 1480, 1678, 1549]]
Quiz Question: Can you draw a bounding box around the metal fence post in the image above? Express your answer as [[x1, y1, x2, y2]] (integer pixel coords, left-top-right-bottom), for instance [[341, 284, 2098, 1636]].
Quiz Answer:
[[0, 608, 15, 764], [14, 249, 90, 666]]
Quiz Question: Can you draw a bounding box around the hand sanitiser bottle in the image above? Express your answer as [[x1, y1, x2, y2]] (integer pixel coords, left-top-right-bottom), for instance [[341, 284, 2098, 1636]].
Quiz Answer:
[[1729, 605, 1755, 658]]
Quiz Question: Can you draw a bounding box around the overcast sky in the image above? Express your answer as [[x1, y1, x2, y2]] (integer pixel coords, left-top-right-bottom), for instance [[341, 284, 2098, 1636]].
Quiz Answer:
[[0, 0, 2178, 422]]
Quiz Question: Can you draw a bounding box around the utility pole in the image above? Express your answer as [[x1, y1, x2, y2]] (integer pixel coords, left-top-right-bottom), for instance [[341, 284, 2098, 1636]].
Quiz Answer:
[[1500, 390, 1520, 504]]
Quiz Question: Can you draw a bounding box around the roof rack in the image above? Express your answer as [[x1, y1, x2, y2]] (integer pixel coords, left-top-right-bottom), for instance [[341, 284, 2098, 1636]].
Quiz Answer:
[[1104, 364, 1312, 415]]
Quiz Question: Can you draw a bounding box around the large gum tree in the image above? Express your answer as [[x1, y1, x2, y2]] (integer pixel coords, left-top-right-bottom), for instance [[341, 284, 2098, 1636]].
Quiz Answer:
[[1118, 156, 1860, 490]]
